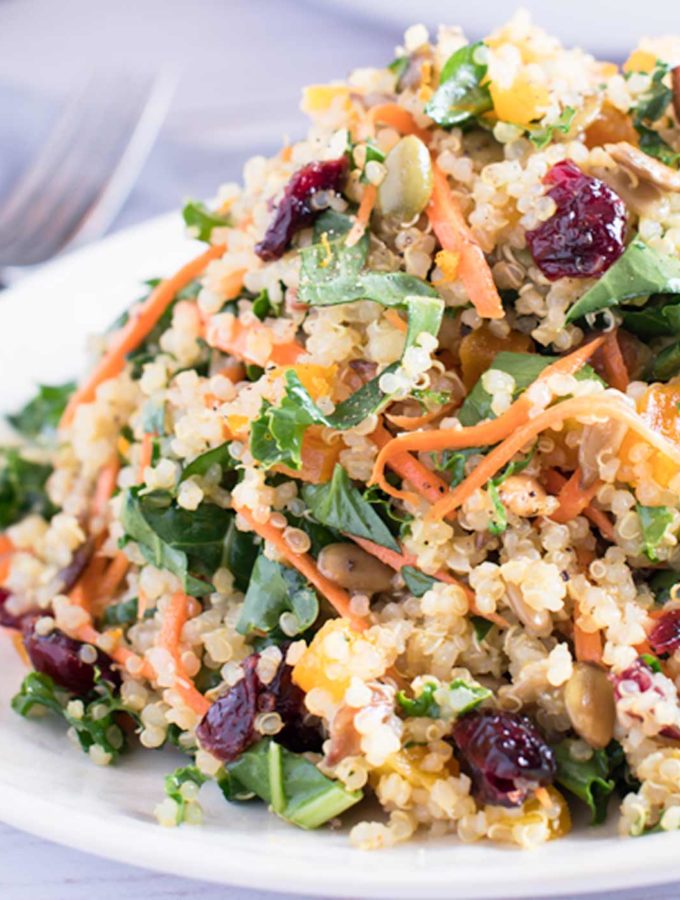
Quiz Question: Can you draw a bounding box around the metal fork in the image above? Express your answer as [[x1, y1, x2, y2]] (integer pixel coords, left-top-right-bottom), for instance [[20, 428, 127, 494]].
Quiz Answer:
[[0, 70, 175, 270]]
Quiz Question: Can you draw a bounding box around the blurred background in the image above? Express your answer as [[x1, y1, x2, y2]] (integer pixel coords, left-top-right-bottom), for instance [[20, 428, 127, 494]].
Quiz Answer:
[[1, 0, 678, 257]]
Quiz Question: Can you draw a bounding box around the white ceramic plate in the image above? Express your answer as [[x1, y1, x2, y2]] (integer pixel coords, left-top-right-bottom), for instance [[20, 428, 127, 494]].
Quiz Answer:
[[1, 218, 679, 898], [316, 0, 679, 57]]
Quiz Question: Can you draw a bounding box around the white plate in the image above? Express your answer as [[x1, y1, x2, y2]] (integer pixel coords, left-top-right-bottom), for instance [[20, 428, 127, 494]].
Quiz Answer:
[[0, 217, 679, 897], [317, 0, 679, 57]]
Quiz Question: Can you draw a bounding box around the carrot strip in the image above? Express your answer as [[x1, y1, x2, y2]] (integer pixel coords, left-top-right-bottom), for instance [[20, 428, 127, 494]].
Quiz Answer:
[[427, 393, 680, 521], [60, 245, 224, 428], [546, 469, 616, 541], [0, 554, 11, 585], [383, 308, 408, 334], [0, 535, 13, 556], [551, 469, 602, 524], [349, 534, 509, 628], [91, 457, 120, 521], [428, 165, 503, 319], [369, 336, 606, 501], [137, 433, 155, 484], [363, 103, 430, 142], [207, 314, 305, 368], [234, 505, 366, 631], [68, 534, 108, 613], [347, 183, 378, 247], [155, 591, 210, 717], [601, 330, 629, 393], [96, 551, 130, 600], [386, 403, 456, 432], [370, 422, 449, 507], [573, 604, 604, 665], [76, 623, 155, 681]]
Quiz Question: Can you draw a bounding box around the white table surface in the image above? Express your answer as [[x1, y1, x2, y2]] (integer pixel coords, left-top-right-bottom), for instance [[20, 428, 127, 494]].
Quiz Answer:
[[1, 2, 679, 898]]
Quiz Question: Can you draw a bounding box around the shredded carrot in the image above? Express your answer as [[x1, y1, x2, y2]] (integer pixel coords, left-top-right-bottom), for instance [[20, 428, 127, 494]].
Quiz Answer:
[[428, 165, 503, 320], [155, 591, 210, 717], [370, 422, 449, 507], [60, 245, 224, 428], [349, 534, 509, 628], [235, 504, 366, 631], [0, 554, 11, 586], [67, 534, 108, 613], [96, 552, 130, 601], [546, 469, 616, 541], [386, 398, 457, 432], [427, 393, 680, 521], [137, 433, 155, 484], [573, 603, 604, 665], [218, 360, 246, 384], [76, 622, 155, 681], [91, 457, 120, 522], [363, 103, 430, 142], [370, 336, 606, 501], [347, 183, 378, 247], [551, 468, 602, 524], [0, 534, 13, 556], [207, 314, 305, 368], [601, 330, 629, 392], [383, 307, 408, 334]]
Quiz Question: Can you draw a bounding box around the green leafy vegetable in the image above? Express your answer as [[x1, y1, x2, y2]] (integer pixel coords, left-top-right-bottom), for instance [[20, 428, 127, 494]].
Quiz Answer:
[[637, 504, 674, 561], [164, 764, 209, 824], [649, 569, 680, 605], [640, 653, 664, 674], [251, 368, 397, 471], [621, 302, 680, 338], [630, 61, 680, 167], [120, 488, 231, 595], [397, 678, 491, 719], [471, 615, 494, 642], [387, 55, 409, 80], [11, 672, 134, 762], [237, 553, 319, 637], [553, 739, 618, 825], [359, 140, 387, 183], [566, 240, 680, 323], [101, 597, 142, 626], [252, 288, 282, 321], [223, 514, 260, 593], [140, 399, 166, 436], [179, 441, 236, 484], [401, 566, 437, 597], [0, 448, 56, 529], [298, 211, 443, 355], [303, 464, 400, 553], [650, 339, 680, 381], [182, 200, 230, 242], [434, 446, 482, 485], [425, 42, 493, 127], [7, 382, 75, 438], [221, 738, 362, 829], [458, 351, 602, 426], [527, 107, 576, 150]]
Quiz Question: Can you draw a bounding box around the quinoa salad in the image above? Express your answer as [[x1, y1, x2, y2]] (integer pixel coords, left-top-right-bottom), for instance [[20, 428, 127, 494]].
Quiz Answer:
[[3, 12, 680, 852]]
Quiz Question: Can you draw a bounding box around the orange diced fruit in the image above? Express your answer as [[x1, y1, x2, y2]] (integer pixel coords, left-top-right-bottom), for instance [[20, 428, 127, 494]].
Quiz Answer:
[[458, 324, 534, 390]]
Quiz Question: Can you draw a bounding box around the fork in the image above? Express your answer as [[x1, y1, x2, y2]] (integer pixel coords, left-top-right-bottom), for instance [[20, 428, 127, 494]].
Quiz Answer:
[[0, 70, 175, 270]]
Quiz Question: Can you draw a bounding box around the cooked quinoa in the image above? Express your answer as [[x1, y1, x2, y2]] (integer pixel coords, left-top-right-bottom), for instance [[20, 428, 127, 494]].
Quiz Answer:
[[4, 11, 680, 852]]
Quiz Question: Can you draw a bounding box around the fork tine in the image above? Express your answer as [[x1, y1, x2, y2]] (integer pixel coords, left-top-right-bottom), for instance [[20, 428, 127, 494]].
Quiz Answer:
[[0, 71, 173, 267]]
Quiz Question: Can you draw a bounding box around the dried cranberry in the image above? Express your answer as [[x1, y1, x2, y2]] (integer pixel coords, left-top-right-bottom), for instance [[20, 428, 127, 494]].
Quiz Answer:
[[264, 660, 322, 754], [526, 160, 626, 280], [649, 608, 680, 656], [22, 618, 120, 695], [255, 157, 348, 261], [196, 651, 321, 762], [451, 709, 556, 807], [55, 539, 94, 595]]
